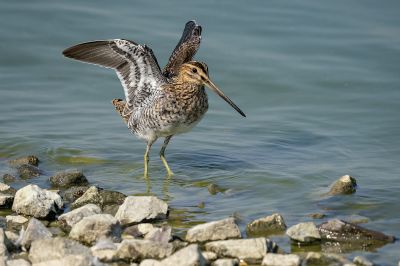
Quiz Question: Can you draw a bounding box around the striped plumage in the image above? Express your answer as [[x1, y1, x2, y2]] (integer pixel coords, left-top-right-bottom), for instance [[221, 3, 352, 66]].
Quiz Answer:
[[63, 20, 245, 177]]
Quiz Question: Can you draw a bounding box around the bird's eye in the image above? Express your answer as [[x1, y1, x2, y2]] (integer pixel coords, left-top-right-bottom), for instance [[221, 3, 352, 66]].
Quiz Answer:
[[191, 68, 197, 73]]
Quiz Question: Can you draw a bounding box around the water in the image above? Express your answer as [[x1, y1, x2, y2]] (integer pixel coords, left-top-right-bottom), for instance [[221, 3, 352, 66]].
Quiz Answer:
[[1, 0, 400, 264]]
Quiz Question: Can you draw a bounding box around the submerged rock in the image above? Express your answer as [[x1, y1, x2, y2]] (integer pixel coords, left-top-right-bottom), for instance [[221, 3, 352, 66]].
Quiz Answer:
[[9, 155, 39, 167], [61, 186, 89, 203], [185, 218, 241, 243], [261, 254, 301, 266], [3, 174, 16, 183], [20, 217, 52, 250], [328, 175, 357, 195], [207, 184, 226, 195], [12, 184, 63, 219], [69, 214, 121, 245], [286, 222, 321, 243], [308, 213, 326, 219], [115, 196, 168, 225], [49, 170, 88, 188], [17, 164, 41, 179], [115, 239, 173, 262], [28, 237, 91, 264], [246, 213, 287, 236], [58, 203, 101, 231], [318, 219, 395, 244]]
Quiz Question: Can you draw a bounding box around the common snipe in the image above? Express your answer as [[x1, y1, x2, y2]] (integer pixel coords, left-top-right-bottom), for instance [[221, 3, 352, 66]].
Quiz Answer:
[[63, 21, 245, 178]]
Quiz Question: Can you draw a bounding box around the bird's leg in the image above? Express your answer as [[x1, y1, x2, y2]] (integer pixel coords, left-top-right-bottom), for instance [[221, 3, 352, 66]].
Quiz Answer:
[[160, 135, 174, 176], [144, 139, 156, 178]]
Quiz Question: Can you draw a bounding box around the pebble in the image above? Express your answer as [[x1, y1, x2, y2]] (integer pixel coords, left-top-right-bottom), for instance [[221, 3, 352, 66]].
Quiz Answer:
[[261, 254, 301, 266], [328, 175, 357, 195], [49, 170, 88, 188], [246, 213, 287, 236], [185, 217, 241, 243], [286, 222, 321, 243], [58, 203, 101, 231]]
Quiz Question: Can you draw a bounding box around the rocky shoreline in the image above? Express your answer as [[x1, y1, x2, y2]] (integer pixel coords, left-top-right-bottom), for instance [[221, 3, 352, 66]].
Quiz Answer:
[[0, 155, 397, 266]]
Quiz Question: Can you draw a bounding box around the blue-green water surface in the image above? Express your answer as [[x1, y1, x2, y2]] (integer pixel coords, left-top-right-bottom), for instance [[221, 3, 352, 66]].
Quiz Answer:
[[1, 1, 399, 264]]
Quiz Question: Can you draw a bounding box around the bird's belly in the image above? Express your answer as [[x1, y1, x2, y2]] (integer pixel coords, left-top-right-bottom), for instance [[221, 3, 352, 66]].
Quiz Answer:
[[157, 118, 203, 137]]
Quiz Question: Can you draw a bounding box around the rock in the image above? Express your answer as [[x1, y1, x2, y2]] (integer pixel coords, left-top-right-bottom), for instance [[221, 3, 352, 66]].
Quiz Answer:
[[123, 223, 155, 239], [60, 186, 89, 203], [185, 218, 241, 243], [0, 217, 5, 229], [9, 156, 39, 167], [286, 222, 321, 243], [246, 213, 287, 236], [6, 215, 28, 231], [91, 239, 118, 263], [5, 231, 19, 247], [0, 229, 10, 257], [307, 213, 326, 219], [328, 175, 357, 195], [16, 164, 41, 179], [28, 237, 91, 264], [145, 225, 172, 244], [115, 196, 168, 225], [6, 258, 31, 266], [69, 214, 121, 245], [0, 195, 14, 209], [12, 185, 63, 219], [140, 260, 161, 266], [205, 238, 276, 263], [212, 258, 239, 266], [49, 170, 88, 188], [58, 204, 101, 231], [207, 184, 225, 195], [0, 183, 16, 195], [161, 244, 205, 266], [32, 255, 94, 266], [303, 252, 351, 265], [353, 256, 373, 266], [20, 218, 52, 250], [99, 189, 126, 206], [202, 251, 217, 262], [70, 186, 103, 209], [115, 239, 173, 262], [262, 254, 301, 266], [2, 174, 16, 183], [318, 219, 395, 244]]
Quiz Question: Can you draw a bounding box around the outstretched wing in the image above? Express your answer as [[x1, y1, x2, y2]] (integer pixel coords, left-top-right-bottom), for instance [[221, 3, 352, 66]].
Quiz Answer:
[[63, 39, 166, 109], [163, 20, 202, 78]]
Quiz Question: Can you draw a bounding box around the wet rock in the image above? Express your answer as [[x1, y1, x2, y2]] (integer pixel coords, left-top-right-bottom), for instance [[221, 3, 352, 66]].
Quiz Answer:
[[3, 174, 16, 183], [60, 186, 89, 203], [202, 251, 217, 262], [185, 218, 241, 243], [308, 213, 326, 219], [145, 225, 172, 244], [32, 255, 94, 266], [70, 186, 103, 209], [318, 219, 395, 244], [28, 237, 91, 264], [49, 170, 88, 188], [246, 213, 286, 236], [159, 244, 205, 266], [16, 164, 41, 179], [123, 223, 155, 239], [303, 252, 351, 265], [212, 258, 239, 266], [115, 196, 168, 226], [262, 254, 301, 266], [286, 222, 321, 243], [205, 238, 276, 263], [353, 256, 373, 266], [328, 175, 357, 195], [6, 258, 31, 266], [6, 215, 28, 231], [58, 204, 101, 231], [115, 239, 173, 262], [12, 185, 63, 219], [69, 214, 121, 245], [91, 239, 118, 263], [9, 155, 39, 167], [20, 218, 52, 250], [207, 184, 225, 195]]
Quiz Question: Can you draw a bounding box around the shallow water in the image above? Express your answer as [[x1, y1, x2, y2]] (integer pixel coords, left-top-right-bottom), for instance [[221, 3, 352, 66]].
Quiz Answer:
[[1, 0, 400, 264]]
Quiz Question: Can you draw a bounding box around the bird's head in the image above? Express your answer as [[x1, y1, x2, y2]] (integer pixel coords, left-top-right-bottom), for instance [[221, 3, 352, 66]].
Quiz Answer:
[[178, 61, 246, 117]]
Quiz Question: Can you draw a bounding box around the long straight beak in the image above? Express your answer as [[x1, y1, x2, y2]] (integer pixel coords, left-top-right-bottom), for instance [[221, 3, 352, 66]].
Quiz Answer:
[[204, 78, 246, 117]]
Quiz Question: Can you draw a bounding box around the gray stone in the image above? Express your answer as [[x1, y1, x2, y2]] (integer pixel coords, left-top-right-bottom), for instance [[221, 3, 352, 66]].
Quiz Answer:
[[6, 258, 31, 266], [115, 196, 168, 225], [61, 186, 89, 203], [99, 189, 126, 206], [328, 175, 357, 195], [202, 251, 217, 262], [28, 237, 91, 264], [2, 174, 16, 183], [161, 244, 205, 266], [286, 222, 321, 243], [185, 218, 241, 243], [353, 256, 373, 266], [12, 185, 63, 219], [262, 254, 301, 266], [69, 214, 121, 245], [20, 218, 52, 249], [16, 165, 41, 179], [205, 238, 275, 263], [49, 170, 88, 188], [9, 156, 39, 167], [115, 239, 173, 262], [246, 213, 287, 236], [70, 186, 103, 209], [212, 258, 239, 266], [144, 225, 172, 244], [318, 219, 395, 243], [6, 215, 28, 232], [31, 255, 94, 266], [304, 252, 351, 265], [58, 204, 101, 230]]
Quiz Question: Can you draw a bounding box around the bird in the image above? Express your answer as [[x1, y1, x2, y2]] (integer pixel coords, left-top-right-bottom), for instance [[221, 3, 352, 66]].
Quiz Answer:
[[62, 20, 245, 178]]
